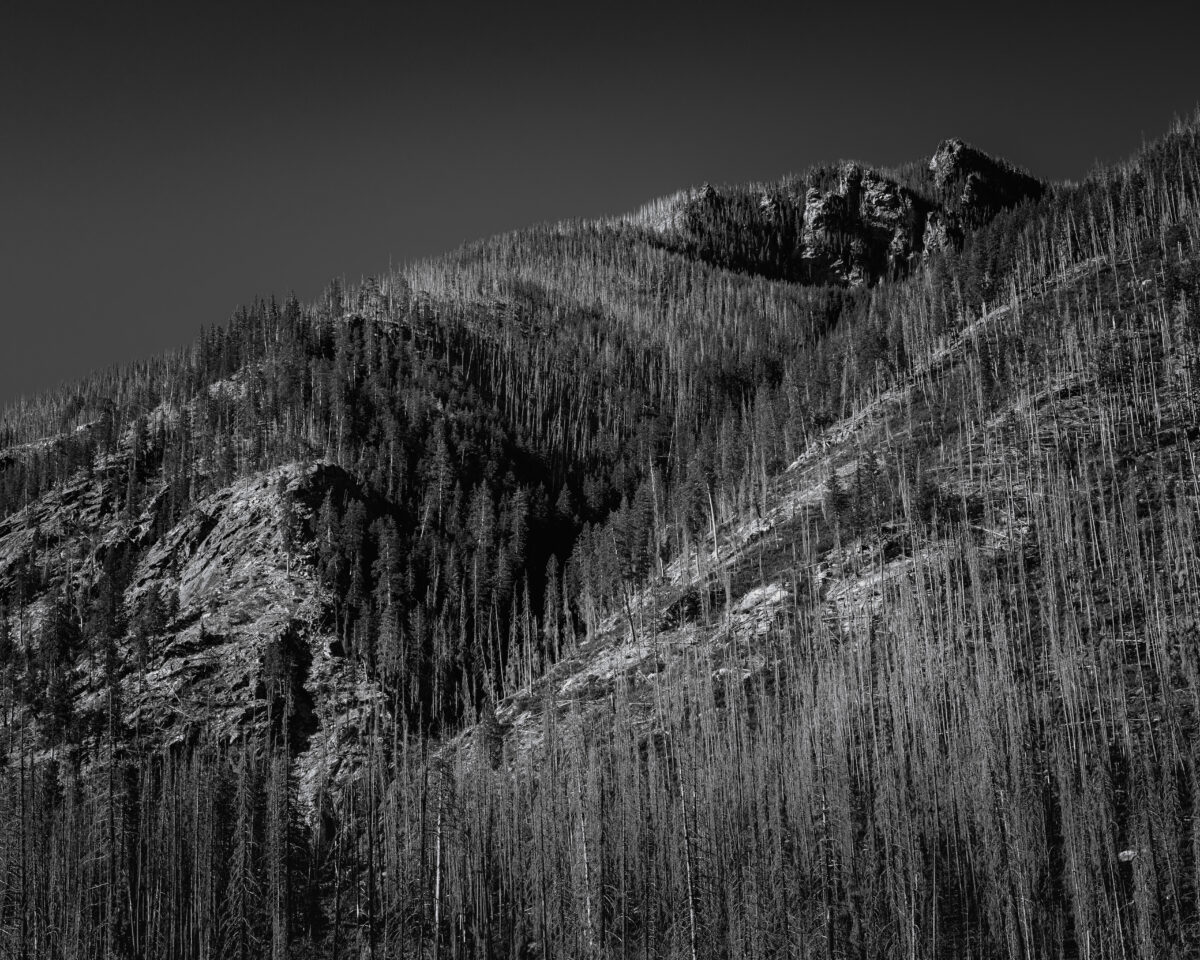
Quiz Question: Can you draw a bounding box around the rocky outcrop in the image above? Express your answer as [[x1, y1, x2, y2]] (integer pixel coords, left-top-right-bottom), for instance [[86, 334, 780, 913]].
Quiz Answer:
[[113, 463, 390, 798], [922, 210, 963, 257], [0, 457, 389, 812], [655, 140, 1044, 287], [800, 184, 853, 280], [929, 137, 1044, 224], [118, 465, 329, 745], [799, 162, 931, 285]]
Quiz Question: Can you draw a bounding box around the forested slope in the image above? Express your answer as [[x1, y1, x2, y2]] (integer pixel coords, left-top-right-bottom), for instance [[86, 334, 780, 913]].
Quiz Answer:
[[0, 120, 1199, 958]]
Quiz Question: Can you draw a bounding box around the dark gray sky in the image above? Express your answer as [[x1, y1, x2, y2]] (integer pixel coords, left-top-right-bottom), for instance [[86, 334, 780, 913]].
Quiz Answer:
[[2, 0, 1198, 408]]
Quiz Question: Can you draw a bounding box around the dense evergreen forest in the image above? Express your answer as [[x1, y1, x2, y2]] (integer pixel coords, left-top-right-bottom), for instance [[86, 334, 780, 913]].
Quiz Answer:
[[1, 117, 1200, 958]]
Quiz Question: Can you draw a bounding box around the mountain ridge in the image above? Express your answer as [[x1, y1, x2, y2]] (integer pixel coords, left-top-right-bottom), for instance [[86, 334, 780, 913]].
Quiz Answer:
[[0, 117, 1199, 958]]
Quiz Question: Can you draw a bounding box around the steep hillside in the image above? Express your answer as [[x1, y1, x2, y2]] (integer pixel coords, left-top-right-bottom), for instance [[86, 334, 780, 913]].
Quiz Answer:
[[0, 122, 1199, 959]]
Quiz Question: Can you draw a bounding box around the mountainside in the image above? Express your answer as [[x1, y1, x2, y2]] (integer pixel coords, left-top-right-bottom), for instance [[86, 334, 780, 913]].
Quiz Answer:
[[2, 121, 1200, 958]]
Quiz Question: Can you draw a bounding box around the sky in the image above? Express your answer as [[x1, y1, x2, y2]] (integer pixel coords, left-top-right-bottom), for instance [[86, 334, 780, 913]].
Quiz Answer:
[[2, 0, 1199, 408]]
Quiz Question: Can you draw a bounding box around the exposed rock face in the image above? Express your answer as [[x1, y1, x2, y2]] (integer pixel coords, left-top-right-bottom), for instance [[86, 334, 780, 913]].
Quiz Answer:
[[120, 465, 330, 746], [114, 462, 390, 807], [800, 162, 930, 285], [857, 168, 928, 278], [800, 185, 853, 280], [923, 211, 963, 257], [659, 140, 1044, 287], [0, 456, 388, 810], [930, 137, 977, 189], [929, 137, 1045, 223], [0, 458, 135, 598]]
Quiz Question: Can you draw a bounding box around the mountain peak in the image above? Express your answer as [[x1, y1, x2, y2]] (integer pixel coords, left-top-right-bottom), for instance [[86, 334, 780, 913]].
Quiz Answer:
[[929, 136, 976, 186], [929, 136, 1046, 218]]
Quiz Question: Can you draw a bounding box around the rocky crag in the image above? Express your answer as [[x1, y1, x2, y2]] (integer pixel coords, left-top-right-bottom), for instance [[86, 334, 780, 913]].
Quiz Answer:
[[635, 137, 1044, 285]]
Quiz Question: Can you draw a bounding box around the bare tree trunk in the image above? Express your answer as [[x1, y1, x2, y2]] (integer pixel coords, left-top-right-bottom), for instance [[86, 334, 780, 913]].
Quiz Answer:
[[678, 758, 699, 960], [433, 790, 443, 960]]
